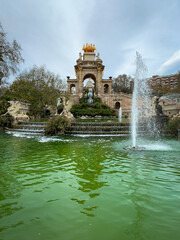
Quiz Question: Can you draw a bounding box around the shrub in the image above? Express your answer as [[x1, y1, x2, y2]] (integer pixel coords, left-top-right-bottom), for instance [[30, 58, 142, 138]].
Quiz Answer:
[[79, 96, 102, 104], [0, 113, 14, 129], [70, 102, 116, 117], [45, 115, 70, 136], [79, 97, 86, 104], [93, 97, 101, 103], [0, 100, 10, 115], [164, 117, 180, 135]]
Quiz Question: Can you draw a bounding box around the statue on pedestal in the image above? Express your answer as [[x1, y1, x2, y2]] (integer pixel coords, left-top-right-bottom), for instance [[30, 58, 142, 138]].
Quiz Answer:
[[79, 52, 82, 60]]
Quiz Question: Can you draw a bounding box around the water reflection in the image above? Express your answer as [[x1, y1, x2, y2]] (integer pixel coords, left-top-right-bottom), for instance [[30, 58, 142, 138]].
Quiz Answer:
[[57, 140, 109, 217]]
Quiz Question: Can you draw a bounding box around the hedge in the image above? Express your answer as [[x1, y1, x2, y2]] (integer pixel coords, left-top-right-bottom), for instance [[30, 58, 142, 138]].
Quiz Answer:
[[70, 102, 116, 117]]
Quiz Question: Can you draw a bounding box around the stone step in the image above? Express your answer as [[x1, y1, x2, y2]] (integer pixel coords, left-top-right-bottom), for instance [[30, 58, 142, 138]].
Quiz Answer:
[[65, 131, 130, 135], [22, 122, 46, 126], [68, 126, 130, 130], [65, 130, 146, 135], [15, 125, 45, 129], [71, 122, 130, 126], [7, 128, 45, 134], [8, 121, 46, 134]]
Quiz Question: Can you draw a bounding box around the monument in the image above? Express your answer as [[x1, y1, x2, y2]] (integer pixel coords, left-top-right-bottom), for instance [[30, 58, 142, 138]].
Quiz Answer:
[[67, 44, 132, 118]]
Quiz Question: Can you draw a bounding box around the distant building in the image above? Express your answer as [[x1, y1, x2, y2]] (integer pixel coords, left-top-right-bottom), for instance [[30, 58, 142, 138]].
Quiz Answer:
[[148, 74, 180, 90]]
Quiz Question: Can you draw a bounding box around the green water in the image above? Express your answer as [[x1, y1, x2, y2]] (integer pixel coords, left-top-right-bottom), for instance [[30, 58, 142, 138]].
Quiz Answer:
[[0, 132, 180, 240]]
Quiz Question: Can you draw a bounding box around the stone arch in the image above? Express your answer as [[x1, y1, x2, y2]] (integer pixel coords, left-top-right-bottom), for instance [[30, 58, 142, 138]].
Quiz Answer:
[[83, 73, 96, 82], [115, 101, 120, 109], [70, 84, 76, 94], [104, 84, 109, 94], [83, 73, 97, 92]]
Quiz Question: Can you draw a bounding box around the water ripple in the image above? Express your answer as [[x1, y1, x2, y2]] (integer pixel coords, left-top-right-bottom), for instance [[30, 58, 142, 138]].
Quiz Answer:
[[1, 132, 180, 240]]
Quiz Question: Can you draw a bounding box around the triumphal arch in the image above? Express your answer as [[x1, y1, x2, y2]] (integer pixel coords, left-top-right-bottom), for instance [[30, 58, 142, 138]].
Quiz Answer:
[[67, 44, 132, 118]]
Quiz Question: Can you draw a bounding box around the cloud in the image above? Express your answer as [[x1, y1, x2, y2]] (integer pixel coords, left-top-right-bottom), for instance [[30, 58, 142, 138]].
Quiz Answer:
[[114, 49, 136, 77], [0, 0, 180, 81], [157, 50, 180, 75]]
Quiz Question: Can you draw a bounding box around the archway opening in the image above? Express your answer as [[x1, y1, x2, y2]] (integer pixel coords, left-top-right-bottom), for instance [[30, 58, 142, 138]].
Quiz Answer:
[[83, 73, 96, 93], [83, 78, 95, 89], [115, 102, 120, 109], [104, 84, 109, 94], [70, 84, 76, 94]]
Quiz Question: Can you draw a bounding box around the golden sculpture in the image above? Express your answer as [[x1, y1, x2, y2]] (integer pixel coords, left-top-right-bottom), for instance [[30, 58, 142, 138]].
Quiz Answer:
[[82, 43, 96, 52]]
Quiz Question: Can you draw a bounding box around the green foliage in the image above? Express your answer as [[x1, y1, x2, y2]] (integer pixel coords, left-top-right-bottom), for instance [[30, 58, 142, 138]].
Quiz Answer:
[[79, 97, 87, 104], [79, 96, 103, 104], [93, 97, 102, 103], [45, 116, 70, 136], [164, 118, 180, 135], [0, 100, 10, 115], [0, 113, 14, 129], [6, 65, 65, 118], [0, 99, 12, 129], [70, 102, 116, 117]]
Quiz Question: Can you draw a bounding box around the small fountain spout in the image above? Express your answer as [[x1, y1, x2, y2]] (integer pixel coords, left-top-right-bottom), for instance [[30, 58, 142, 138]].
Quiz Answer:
[[87, 88, 94, 104], [118, 107, 122, 123]]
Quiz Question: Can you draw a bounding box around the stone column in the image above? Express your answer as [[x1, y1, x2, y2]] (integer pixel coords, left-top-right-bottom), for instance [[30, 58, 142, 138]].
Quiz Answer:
[[78, 67, 83, 94], [97, 67, 101, 96]]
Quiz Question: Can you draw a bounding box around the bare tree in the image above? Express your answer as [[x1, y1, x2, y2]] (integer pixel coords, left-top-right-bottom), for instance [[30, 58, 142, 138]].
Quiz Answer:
[[0, 23, 24, 85], [112, 74, 133, 94]]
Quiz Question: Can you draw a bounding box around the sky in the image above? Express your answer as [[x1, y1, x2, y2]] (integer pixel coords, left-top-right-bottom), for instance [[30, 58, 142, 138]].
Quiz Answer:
[[0, 0, 180, 82]]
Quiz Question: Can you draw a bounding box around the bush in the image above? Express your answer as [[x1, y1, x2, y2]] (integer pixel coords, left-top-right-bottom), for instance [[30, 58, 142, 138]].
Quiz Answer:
[[0, 100, 10, 115], [164, 117, 180, 135], [45, 115, 70, 136], [0, 113, 14, 129], [70, 102, 116, 117]]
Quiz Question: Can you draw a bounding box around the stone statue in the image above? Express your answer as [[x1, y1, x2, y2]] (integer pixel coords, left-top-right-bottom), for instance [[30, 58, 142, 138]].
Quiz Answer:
[[155, 97, 168, 129], [56, 98, 62, 115], [155, 98, 163, 116], [97, 52, 100, 59], [79, 52, 82, 60]]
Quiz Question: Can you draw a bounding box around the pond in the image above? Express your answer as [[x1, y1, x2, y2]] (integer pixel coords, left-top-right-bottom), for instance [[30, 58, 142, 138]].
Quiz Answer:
[[0, 131, 180, 240]]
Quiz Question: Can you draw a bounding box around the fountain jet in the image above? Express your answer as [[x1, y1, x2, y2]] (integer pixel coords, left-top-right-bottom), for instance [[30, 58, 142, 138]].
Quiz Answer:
[[118, 107, 122, 123], [131, 52, 151, 148]]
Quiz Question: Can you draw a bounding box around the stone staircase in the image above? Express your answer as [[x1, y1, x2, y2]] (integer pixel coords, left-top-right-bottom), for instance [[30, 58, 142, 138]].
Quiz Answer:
[[65, 122, 131, 135], [7, 122, 46, 134], [7, 121, 147, 136]]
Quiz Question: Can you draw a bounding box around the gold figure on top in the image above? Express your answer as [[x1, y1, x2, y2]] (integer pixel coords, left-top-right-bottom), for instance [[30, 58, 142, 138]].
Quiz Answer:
[[82, 43, 96, 52]]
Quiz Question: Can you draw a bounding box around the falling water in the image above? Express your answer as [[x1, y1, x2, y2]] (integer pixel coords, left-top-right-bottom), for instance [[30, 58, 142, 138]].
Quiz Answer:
[[118, 107, 122, 123], [87, 88, 94, 104], [131, 52, 151, 147]]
